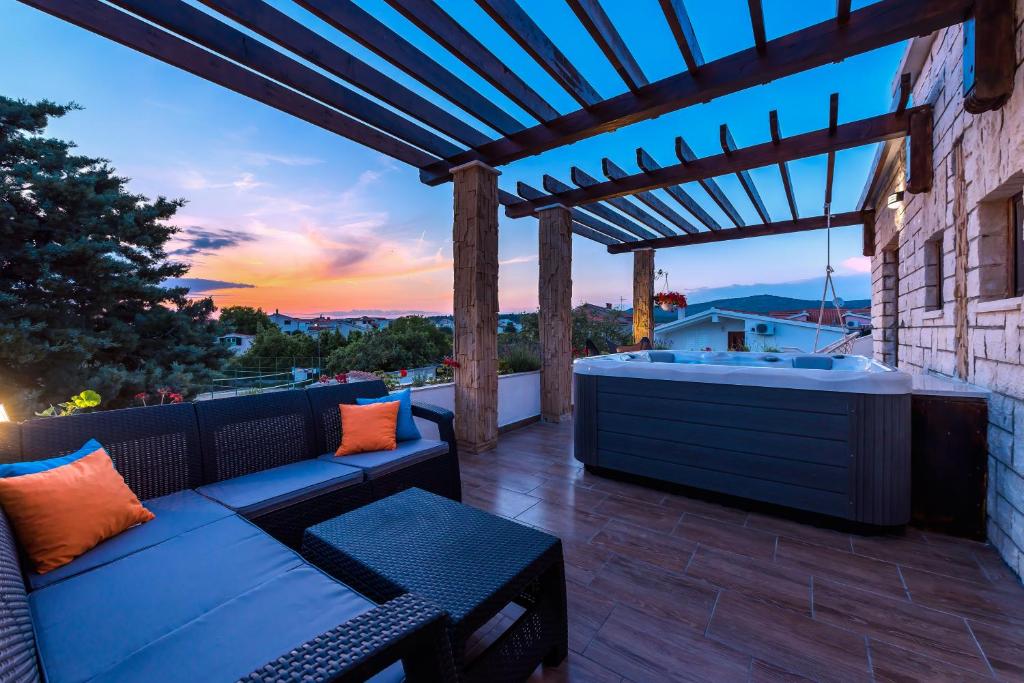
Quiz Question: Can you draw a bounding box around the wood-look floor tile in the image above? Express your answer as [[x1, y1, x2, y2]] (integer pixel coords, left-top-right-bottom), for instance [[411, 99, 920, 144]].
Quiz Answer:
[[590, 519, 696, 574], [868, 639, 993, 682], [851, 534, 990, 584], [745, 511, 852, 551], [585, 604, 749, 683], [971, 544, 1023, 590], [565, 579, 615, 654], [748, 660, 815, 682], [462, 484, 539, 519], [528, 652, 622, 682], [706, 591, 872, 683], [461, 466, 547, 494], [578, 472, 666, 506], [589, 554, 717, 629], [529, 479, 609, 512], [558, 537, 612, 586], [594, 495, 683, 534], [901, 566, 1024, 627], [775, 537, 907, 599], [812, 578, 990, 675], [660, 492, 749, 525], [673, 514, 777, 560], [686, 546, 811, 615], [967, 618, 1024, 680], [515, 500, 607, 542]]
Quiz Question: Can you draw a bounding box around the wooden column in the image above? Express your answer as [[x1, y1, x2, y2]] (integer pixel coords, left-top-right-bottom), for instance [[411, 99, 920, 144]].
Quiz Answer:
[[538, 205, 573, 422], [452, 160, 499, 453], [632, 248, 654, 343]]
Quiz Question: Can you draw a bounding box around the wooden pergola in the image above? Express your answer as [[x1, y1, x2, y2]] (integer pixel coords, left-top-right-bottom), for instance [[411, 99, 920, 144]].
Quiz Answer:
[[23, 0, 1013, 453]]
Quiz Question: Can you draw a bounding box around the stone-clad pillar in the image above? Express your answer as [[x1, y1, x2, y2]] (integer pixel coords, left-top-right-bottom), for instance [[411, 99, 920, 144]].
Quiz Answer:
[[538, 205, 573, 422], [632, 249, 655, 344], [452, 161, 499, 453]]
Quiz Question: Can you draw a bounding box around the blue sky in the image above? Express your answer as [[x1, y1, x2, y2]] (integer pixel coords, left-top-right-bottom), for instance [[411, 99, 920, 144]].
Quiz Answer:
[[1, 0, 903, 314]]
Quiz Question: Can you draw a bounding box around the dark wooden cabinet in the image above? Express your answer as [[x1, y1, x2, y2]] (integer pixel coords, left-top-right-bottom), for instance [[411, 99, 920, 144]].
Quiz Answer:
[[911, 393, 988, 540]]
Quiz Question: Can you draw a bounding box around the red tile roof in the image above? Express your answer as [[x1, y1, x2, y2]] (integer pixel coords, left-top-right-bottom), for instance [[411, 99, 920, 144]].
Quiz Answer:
[[766, 308, 870, 326]]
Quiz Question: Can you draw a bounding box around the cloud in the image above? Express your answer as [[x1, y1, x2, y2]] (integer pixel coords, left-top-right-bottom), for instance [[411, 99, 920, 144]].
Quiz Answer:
[[171, 227, 254, 256], [840, 256, 872, 274], [177, 168, 265, 191], [242, 151, 323, 167], [164, 278, 255, 292], [500, 254, 537, 266]]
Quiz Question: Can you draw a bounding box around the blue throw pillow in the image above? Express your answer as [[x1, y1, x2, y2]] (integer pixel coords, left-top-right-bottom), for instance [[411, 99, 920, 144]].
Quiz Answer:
[[356, 389, 420, 442], [0, 438, 103, 478]]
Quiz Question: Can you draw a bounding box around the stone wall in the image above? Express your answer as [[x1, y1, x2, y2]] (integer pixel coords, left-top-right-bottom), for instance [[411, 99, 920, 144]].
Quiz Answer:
[[869, 6, 1024, 578]]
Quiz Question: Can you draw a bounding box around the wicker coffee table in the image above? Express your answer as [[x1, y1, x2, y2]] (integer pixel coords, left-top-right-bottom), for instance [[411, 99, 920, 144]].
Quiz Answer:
[[302, 487, 567, 682]]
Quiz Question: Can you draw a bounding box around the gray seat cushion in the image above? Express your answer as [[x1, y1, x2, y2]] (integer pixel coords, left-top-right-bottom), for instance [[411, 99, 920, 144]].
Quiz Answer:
[[30, 515, 304, 683], [29, 490, 233, 591], [196, 459, 363, 517], [89, 566, 398, 683], [318, 438, 449, 479]]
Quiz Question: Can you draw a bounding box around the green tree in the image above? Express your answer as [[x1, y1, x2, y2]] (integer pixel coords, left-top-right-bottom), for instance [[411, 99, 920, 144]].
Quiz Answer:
[[0, 97, 230, 416], [514, 309, 629, 353], [218, 306, 271, 335], [326, 316, 451, 373]]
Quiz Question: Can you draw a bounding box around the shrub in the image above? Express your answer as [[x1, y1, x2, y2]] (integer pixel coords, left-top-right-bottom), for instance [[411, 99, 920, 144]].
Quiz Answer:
[[498, 344, 541, 374]]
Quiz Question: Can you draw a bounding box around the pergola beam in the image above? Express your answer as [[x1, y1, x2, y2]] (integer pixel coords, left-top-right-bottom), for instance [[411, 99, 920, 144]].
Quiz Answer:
[[570, 167, 673, 237], [384, 0, 559, 122], [636, 147, 721, 230], [475, 0, 602, 107], [420, 0, 972, 184], [111, 0, 464, 160], [567, 0, 648, 91], [824, 94, 840, 207], [608, 211, 870, 253], [506, 106, 926, 217], [21, 0, 439, 169], [768, 110, 799, 220], [720, 123, 771, 224], [896, 72, 913, 113], [676, 137, 744, 227], [539, 176, 656, 240], [747, 0, 767, 52], [658, 0, 704, 72], [296, 0, 524, 136], [199, 0, 490, 148], [510, 185, 635, 244], [602, 159, 698, 234]]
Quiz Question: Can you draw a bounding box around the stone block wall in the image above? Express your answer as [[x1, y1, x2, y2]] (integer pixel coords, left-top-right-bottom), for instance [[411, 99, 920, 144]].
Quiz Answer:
[[870, 6, 1024, 578]]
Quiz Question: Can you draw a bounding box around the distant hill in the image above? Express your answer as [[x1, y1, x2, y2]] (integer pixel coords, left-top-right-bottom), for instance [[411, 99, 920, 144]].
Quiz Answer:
[[631, 294, 871, 322]]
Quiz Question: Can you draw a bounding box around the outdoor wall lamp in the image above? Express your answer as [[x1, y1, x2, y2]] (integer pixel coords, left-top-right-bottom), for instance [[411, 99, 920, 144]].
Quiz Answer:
[[887, 190, 905, 208], [0, 404, 9, 423]]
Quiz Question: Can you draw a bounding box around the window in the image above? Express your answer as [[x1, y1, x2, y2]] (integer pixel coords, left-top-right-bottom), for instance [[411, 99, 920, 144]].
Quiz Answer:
[[1013, 193, 1024, 296], [924, 233, 944, 311]]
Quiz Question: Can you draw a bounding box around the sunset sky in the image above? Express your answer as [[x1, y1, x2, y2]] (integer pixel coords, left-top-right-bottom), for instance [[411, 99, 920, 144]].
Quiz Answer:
[[2, 0, 902, 316]]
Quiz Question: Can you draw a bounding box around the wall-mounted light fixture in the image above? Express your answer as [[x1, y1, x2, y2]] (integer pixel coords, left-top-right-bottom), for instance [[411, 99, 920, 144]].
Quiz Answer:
[[0, 404, 9, 423], [887, 190, 905, 209]]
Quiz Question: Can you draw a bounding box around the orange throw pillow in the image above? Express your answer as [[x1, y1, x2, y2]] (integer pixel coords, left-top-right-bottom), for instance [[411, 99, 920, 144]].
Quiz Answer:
[[335, 401, 400, 456], [0, 447, 154, 574]]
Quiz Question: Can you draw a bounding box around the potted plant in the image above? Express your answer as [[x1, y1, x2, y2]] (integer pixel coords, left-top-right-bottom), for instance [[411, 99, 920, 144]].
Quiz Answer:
[[654, 291, 688, 312]]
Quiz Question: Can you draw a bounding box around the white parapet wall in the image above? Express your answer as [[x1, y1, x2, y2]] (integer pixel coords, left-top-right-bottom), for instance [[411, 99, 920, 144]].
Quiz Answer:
[[409, 370, 541, 439]]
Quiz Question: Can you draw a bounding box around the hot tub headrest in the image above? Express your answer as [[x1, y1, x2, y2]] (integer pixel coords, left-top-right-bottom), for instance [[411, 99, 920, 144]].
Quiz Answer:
[[792, 355, 834, 370], [647, 351, 676, 363]]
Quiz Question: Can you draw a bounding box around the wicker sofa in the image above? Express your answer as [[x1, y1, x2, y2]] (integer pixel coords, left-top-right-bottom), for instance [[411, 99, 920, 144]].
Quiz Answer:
[[0, 380, 461, 682]]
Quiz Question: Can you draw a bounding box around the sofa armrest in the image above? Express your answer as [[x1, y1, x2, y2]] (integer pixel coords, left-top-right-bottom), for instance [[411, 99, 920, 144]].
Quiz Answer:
[[240, 593, 455, 683], [411, 402, 455, 447]]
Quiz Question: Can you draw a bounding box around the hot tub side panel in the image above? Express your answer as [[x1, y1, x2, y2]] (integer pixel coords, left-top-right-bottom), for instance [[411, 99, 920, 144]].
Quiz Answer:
[[573, 374, 910, 524]]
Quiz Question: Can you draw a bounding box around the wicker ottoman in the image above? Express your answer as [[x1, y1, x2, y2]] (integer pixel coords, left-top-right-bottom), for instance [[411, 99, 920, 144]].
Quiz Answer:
[[302, 488, 568, 682]]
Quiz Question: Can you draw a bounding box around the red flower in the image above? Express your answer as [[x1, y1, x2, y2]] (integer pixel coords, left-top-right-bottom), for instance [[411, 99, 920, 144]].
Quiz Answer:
[[134, 392, 147, 400], [442, 357, 460, 368], [168, 393, 183, 404], [334, 373, 348, 384], [654, 291, 688, 307], [400, 369, 408, 378], [319, 375, 330, 383]]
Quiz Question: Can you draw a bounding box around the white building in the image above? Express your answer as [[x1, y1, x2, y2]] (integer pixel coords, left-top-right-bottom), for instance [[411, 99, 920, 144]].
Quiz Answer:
[[217, 333, 254, 355], [268, 310, 363, 337], [654, 308, 847, 353]]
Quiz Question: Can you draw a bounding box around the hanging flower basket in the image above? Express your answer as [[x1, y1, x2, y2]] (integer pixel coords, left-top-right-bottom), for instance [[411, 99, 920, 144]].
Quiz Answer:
[[655, 291, 688, 312]]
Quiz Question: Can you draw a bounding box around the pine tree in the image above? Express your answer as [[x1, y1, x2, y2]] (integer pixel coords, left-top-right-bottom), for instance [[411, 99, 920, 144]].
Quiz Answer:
[[0, 96, 230, 417]]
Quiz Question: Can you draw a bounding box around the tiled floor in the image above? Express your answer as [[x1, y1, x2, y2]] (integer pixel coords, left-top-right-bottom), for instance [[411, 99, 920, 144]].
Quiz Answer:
[[458, 420, 1024, 682]]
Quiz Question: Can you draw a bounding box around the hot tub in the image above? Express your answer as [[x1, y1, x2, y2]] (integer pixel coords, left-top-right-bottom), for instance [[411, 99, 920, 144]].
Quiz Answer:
[[573, 351, 912, 525]]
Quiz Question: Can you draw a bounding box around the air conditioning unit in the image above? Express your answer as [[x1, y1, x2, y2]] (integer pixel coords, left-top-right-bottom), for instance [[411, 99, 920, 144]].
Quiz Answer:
[[751, 322, 775, 335], [846, 319, 861, 329]]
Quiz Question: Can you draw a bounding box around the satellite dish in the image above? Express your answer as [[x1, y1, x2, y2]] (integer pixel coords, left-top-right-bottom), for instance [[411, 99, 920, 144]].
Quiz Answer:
[[834, 297, 845, 308]]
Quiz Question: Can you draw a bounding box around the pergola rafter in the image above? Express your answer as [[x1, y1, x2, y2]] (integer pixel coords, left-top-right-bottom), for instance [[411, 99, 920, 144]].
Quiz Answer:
[[569, 167, 673, 237], [602, 158, 698, 235], [636, 147, 722, 231]]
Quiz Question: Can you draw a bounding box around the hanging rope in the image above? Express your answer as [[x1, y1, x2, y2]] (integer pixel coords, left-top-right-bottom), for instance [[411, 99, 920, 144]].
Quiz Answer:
[[813, 203, 847, 352]]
